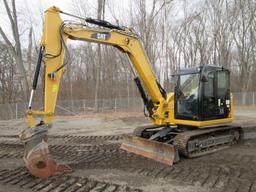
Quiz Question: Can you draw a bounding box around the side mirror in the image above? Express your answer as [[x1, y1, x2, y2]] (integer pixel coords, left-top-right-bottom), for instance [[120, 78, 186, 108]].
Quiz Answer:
[[175, 86, 182, 97], [174, 86, 178, 92], [201, 75, 208, 82]]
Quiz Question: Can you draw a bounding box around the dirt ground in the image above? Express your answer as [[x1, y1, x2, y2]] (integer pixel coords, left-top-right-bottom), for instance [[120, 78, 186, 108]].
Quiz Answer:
[[0, 109, 256, 192]]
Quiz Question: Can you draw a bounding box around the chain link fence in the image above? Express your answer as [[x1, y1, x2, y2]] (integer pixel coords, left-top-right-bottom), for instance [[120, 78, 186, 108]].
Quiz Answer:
[[232, 92, 256, 106], [0, 97, 144, 120], [0, 92, 255, 120]]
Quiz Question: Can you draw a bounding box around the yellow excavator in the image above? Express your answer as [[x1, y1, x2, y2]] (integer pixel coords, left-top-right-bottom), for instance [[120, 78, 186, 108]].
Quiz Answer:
[[20, 7, 243, 178]]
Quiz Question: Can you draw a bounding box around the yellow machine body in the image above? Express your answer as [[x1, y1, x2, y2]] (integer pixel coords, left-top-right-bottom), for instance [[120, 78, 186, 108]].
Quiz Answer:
[[21, 7, 234, 178]]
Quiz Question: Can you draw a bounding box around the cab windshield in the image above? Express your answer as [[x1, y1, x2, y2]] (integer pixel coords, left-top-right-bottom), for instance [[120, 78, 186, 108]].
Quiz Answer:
[[176, 73, 199, 119]]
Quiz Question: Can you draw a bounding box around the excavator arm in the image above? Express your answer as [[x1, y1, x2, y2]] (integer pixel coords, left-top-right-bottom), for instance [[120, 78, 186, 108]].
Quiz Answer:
[[28, 6, 170, 128], [20, 7, 174, 178]]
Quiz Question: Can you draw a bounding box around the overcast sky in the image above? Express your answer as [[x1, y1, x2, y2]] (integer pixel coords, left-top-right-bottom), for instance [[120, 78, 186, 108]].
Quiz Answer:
[[0, 0, 202, 47], [0, 0, 134, 45]]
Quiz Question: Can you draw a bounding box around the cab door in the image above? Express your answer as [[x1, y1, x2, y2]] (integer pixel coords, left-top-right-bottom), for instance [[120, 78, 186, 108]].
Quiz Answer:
[[216, 70, 230, 119], [201, 70, 230, 120], [201, 72, 216, 120]]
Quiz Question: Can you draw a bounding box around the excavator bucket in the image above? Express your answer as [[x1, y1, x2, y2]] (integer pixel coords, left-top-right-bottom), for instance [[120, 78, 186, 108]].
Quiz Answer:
[[120, 135, 178, 166], [20, 125, 72, 178]]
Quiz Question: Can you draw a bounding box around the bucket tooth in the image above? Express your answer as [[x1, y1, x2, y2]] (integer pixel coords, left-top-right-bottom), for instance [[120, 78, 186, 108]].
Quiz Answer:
[[120, 135, 178, 166]]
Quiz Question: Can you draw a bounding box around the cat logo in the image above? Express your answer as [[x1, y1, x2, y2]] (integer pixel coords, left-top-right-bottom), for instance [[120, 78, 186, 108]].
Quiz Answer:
[[91, 32, 111, 40]]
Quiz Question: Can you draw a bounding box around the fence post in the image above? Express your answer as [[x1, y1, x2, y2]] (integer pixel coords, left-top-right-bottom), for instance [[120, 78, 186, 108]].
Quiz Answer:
[[253, 92, 255, 106], [15, 103, 18, 119], [83, 100, 86, 114], [242, 92, 246, 105], [127, 97, 130, 110], [114, 98, 117, 112]]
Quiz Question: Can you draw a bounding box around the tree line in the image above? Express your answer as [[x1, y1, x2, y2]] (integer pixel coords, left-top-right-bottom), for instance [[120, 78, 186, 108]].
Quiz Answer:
[[0, 0, 255, 107]]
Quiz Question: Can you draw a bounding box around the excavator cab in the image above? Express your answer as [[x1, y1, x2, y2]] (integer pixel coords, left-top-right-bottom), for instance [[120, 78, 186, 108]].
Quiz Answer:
[[175, 65, 231, 121], [122, 65, 233, 166]]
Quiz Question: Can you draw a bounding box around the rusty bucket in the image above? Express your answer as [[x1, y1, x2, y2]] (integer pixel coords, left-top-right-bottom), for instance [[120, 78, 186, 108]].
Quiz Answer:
[[20, 125, 72, 178]]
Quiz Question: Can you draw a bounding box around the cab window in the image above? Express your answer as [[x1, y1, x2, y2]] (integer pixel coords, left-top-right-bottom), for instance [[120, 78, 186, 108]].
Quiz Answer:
[[217, 71, 229, 97]]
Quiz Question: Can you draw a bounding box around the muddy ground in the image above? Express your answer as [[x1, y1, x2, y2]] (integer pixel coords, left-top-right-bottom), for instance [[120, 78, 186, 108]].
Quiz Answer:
[[0, 110, 256, 192]]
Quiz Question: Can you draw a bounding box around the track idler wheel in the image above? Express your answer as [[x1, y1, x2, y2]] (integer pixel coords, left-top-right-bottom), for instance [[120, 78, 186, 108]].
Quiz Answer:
[[20, 124, 72, 178]]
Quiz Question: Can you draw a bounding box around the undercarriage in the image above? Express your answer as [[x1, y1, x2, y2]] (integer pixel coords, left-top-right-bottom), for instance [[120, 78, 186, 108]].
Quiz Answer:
[[130, 124, 243, 161]]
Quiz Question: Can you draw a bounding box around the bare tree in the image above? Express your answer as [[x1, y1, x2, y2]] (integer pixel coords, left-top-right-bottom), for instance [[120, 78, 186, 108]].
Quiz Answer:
[[27, 27, 33, 85], [0, 42, 18, 103], [1, 0, 256, 108], [229, 0, 255, 91], [0, 0, 29, 100], [94, 0, 105, 111]]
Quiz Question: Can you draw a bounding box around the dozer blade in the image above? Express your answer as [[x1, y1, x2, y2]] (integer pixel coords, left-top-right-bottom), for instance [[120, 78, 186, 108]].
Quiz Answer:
[[120, 135, 178, 166], [20, 124, 72, 178]]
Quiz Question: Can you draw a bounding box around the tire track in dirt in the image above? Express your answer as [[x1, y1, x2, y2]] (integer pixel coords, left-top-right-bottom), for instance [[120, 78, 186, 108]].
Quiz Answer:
[[0, 167, 142, 192], [1, 134, 256, 192]]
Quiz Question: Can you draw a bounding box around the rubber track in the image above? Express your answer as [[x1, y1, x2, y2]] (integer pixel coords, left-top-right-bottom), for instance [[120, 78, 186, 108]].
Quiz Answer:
[[174, 126, 242, 157]]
